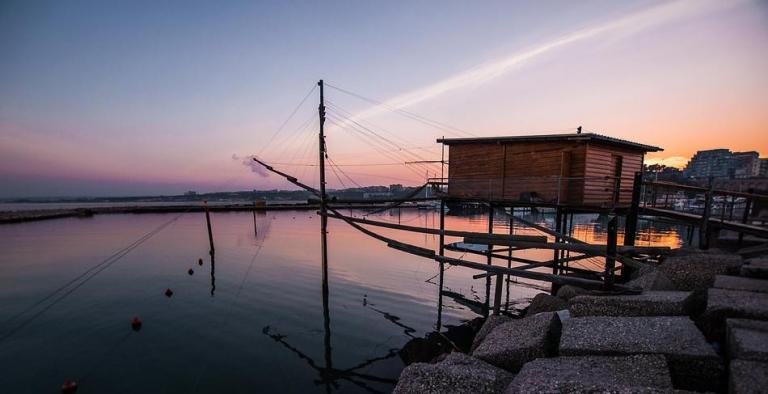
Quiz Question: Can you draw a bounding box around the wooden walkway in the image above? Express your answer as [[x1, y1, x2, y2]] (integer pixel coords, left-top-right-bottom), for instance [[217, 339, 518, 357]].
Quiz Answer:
[[641, 207, 768, 239]]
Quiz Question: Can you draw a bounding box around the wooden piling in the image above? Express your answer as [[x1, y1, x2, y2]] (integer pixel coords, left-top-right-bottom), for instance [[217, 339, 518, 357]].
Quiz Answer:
[[204, 201, 215, 255], [699, 180, 714, 250], [604, 216, 618, 289], [493, 273, 503, 315]]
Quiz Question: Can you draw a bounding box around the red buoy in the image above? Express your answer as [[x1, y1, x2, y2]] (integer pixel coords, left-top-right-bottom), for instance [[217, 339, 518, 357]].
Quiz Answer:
[[198, 258, 203, 266], [164, 288, 173, 297], [188, 268, 194, 275], [61, 379, 78, 393], [131, 316, 142, 331]]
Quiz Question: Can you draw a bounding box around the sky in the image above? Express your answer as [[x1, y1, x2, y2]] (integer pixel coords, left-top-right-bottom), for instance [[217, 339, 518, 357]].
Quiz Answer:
[[1, 0, 767, 198]]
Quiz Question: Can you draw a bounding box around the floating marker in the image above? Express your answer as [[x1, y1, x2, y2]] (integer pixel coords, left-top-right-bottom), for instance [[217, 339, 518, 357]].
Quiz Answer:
[[164, 288, 173, 297], [131, 316, 142, 331], [188, 268, 194, 275], [61, 379, 78, 393], [198, 258, 203, 266]]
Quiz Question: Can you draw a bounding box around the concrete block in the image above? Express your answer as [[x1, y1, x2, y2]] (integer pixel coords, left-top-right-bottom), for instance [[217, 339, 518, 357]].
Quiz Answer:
[[714, 275, 768, 294], [658, 253, 742, 291], [393, 352, 514, 394], [470, 315, 513, 353], [473, 312, 560, 372], [627, 268, 677, 291], [525, 293, 567, 316], [727, 319, 768, 363], [569, 291, 694, 317], [702, 288, 768, 340], [555, 284, 588, 301], [741, 258, 768, 280], [729, 360, 768, 394], [559, 316, 722, 392], [505, 354, 674, 393]]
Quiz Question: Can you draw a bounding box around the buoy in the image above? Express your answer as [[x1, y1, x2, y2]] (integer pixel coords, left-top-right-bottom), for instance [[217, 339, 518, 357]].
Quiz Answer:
[[131, 316, 142, 331], [164, 288, 173, 297], [198, 258, 203, 266], [188, 268, 194, 275], [61, 379, 78, 393]]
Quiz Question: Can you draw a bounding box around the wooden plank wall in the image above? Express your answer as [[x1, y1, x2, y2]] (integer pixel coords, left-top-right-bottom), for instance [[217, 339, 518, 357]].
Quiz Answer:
[[582, 142, 644, 205], [447, 141, 587, 203]]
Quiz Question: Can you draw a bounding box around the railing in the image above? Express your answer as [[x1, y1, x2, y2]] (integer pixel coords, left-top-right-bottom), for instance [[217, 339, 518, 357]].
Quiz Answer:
[[429, 175, 626, 206]]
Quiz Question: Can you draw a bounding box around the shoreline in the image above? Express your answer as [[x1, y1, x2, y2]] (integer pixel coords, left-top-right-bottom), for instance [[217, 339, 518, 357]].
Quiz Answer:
[[0, 203, 426, 224]]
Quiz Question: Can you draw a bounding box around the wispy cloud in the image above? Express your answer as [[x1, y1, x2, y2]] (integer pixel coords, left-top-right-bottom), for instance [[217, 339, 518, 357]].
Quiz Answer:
[[342, 0, 742, 125]]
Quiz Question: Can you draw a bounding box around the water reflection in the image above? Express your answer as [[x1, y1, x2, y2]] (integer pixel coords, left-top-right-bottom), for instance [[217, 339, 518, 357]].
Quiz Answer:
[[0, 208, 686, 393]]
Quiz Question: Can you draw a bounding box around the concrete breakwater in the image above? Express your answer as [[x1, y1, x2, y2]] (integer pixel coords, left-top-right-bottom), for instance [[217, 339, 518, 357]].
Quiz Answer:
[[394, 249, 768, 393], [0, 203, 404, 224]]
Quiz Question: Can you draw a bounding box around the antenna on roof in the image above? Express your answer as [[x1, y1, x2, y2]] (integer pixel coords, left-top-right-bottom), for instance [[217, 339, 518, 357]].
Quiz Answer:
[[577, 126, 582, 134]]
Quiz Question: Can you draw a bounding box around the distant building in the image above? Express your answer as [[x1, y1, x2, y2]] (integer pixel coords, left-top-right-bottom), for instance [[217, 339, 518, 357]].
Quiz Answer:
[[760, 158, 768, 177], [732, 151, 760, 178], [682, 149, 763, 180], [683, 149, 733, 179], [184, 191, 198, 196], [389, 184, 404, 194]]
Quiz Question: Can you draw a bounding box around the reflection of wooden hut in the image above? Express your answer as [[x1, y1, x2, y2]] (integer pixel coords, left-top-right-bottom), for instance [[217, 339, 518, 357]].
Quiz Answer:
[[438, 133, 662, 207]]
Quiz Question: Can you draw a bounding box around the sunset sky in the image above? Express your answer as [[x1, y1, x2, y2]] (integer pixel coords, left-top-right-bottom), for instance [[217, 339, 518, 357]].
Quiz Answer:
[[1, 0, 767, 197]]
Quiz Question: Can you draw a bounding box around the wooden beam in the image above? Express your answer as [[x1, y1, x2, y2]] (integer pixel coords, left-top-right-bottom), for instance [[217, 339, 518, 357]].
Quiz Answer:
[[323, 212, 548, 242], [436, 255, 640, 292]]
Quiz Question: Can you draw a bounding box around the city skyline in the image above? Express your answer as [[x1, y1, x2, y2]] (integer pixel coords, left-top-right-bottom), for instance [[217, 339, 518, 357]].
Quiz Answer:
[[1, 0, 767, 197]]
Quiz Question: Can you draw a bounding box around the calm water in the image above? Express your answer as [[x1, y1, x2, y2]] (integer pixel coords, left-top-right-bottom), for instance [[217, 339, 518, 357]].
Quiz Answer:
[[0, 208, 684, 393]]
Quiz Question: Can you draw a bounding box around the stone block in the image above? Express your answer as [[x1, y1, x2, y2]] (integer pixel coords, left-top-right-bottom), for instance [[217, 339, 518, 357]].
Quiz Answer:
[[526, 293, 567, 316], [727, 319, 768, 363], [569, 291, 693, 317], [470, 315, 513, 353], [714, 275, 768, 294], [472, 312, 560, 372], [701, 288, 768, 340], [729, 360, 768, 394], [559, 316, 722, 392], [393, 352, 514, 394], [658, 253, 742, 291], [741, 258, 768, 280], [505, 354, 674, 393]]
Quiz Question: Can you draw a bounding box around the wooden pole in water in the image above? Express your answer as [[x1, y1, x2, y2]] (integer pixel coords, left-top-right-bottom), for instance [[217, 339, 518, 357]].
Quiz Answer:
[[624, 171, 642, 247], [253, 201, 258, 237], [484, 203, 494, 317], [318, 80, 329, 294], [436, 199, 445, 330], [204, 201, 215, 255]]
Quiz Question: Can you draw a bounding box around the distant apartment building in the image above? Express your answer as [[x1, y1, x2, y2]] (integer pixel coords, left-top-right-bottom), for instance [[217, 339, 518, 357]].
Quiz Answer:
[[732, 151, 760, 178], [683, 149, 762, 180], [760, 158, 768, 177], [683, 149, 733, 179]]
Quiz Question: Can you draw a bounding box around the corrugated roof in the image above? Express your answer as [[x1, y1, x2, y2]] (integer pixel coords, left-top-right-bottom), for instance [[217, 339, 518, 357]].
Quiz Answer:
[[436, 132, 663, 152]]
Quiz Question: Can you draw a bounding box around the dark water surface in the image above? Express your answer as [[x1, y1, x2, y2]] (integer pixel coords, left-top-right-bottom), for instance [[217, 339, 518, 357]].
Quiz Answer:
[[0, 209, 684, 393]]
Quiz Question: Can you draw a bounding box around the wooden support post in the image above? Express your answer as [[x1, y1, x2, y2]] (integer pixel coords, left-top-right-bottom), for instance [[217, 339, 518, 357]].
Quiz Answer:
[[738, 189, 753, 246], [204, 201, 215, 255], [436, 199, 446, 330], [624, 171, 642, 247], [605, 216, 618, 289], [699, 179, 714, 250], [506, 208, 513, 311], [551, 207, 562, 294], [484, 203, 494, 317], [493, 273, 503, 315], [253, 201, 258, 237]]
